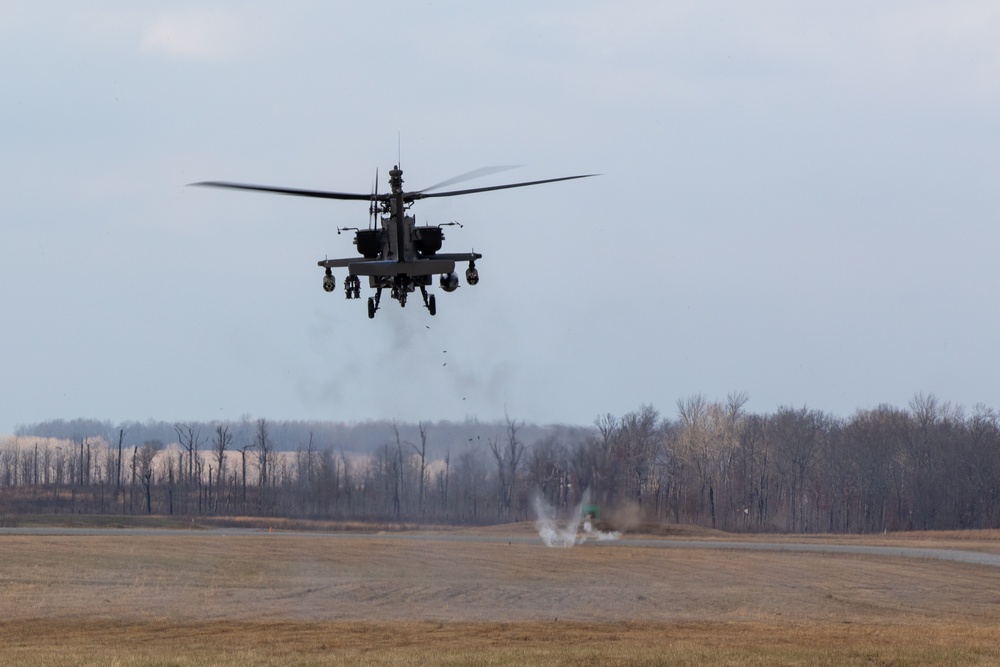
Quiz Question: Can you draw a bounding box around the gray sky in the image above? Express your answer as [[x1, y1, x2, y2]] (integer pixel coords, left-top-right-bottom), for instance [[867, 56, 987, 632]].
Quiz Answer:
[[2, 1, 999, 434]]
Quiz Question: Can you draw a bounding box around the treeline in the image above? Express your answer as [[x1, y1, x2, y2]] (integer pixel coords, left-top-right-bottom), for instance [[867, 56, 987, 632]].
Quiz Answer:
[[593, 394, 1000, 533], [3, 393, 1000, 533], [13, 417, 586, 462]]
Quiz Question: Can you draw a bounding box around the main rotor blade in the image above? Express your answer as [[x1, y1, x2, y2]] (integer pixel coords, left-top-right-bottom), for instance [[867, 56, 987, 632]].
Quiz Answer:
[[189, 181, 378, 201], [419, 165, 522, 193], [411, 173, 598, 200]]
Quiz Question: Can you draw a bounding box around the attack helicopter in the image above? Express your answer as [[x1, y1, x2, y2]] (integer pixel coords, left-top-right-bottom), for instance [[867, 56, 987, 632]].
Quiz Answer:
[[191, 166, 594, 318]]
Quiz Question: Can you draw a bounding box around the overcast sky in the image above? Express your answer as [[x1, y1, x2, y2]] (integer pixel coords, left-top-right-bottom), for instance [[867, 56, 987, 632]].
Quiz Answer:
[[2, 1, 999, 434]]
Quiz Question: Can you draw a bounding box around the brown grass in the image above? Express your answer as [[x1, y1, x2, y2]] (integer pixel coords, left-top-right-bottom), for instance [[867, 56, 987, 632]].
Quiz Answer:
[[2, 526, 999, 665], [3, 619, 999, 666]]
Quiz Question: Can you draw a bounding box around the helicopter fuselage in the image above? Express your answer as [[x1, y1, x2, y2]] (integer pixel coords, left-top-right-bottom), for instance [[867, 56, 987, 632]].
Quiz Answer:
[[318, 166, 480, 317]]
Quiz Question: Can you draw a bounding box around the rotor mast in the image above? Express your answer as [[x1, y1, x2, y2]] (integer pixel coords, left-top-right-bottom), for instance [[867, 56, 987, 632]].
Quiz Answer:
[[389, 165, 406, 263]]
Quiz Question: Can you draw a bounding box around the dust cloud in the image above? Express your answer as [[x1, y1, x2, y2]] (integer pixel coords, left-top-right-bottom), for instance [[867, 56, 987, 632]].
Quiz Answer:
[[532, 490, 620, 548]]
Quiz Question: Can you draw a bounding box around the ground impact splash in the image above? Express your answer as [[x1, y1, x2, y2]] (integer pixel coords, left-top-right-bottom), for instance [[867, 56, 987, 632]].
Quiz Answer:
[[532, 492, 621, 547]]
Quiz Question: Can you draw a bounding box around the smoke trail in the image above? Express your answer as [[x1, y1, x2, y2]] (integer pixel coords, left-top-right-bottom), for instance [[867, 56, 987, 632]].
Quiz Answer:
[[532, 490, 621, 547]]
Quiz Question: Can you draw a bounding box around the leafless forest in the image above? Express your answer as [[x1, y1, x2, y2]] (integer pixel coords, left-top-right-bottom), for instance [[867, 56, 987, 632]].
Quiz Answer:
[[4, 393, 1000, 533]]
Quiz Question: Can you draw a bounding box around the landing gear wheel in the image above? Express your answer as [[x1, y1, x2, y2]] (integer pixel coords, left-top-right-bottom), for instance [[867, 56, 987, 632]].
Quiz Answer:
[[367, 297, 376, 319], [428, 294, 436, 316]]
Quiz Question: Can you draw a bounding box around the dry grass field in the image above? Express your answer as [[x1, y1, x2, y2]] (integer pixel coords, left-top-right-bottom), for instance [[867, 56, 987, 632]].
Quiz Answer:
[[2, 523, 1000, 665]]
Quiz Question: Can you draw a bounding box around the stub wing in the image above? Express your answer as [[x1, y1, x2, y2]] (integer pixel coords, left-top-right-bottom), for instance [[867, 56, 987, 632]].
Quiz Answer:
[[317, 257, 360, 269], [431, 252, 483, 263], [317, 258, 457, 276]]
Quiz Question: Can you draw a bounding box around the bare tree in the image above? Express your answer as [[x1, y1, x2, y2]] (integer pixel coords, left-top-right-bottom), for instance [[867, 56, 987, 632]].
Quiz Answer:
[[115, 428, 126, 491], [436, 448, 450, 519], [136, 440, 162, 514], [488, 413, 525, 519], [843, 406, 908, 532], [255, 418, 273, 512], [388, 424, 407, 520], [961, 405, 1000, 528], [906, 393, 962, 530], [410, 422, 430, 517], [527, 433, 570, 509], [688, 395, 745, 529], [767, 407, 827, 532], [211, 424, 232, 512], [589, 413, 621, 506], [129, 445, 138, 514], [455, 448, 488, 523], [615, 404, 661, 510], [174, 424, 203, 485]]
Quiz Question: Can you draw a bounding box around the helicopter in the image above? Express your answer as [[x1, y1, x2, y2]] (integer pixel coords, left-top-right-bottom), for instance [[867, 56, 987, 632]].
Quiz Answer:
[[191, 165, 595, 318]]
